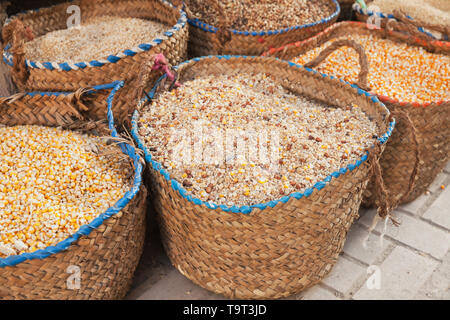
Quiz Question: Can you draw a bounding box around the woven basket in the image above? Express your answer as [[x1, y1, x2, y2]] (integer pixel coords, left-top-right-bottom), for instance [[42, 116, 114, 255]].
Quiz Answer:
[[184, 0, 340, 57], [0, 81, 147, 300], [352, 1, 449, 41], [263, 21, 450, 207], [131, 55, 394, 299], [2, 0, 188, 125]]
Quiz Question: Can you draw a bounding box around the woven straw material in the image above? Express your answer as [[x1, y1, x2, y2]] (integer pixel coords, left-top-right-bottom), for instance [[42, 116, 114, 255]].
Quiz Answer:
[[364, 100, 449, 205], [186, 0, 339, 57], [353, 2, 449, 41], [134, 56, 392, 299], [2, 0, 189, 126], [0, 85, 147, 300], [263, 21, 450, 207]]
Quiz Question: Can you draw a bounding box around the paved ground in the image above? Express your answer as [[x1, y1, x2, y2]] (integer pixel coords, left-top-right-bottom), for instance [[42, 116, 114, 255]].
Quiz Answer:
[[127, 162, 450, 300]]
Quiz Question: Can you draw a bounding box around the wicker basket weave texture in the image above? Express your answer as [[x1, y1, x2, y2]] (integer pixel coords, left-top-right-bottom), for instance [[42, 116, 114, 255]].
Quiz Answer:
[[2, 0, 189, 125], [0, 82, 147, 299], [132, 56, 393, 299]]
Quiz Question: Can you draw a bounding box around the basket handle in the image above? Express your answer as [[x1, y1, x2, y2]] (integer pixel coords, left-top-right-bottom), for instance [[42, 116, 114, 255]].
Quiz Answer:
[[304, 39, 370, 91], [388, 109, 421, 204], [368, 109, 421, 223], [135, 53, 180, 110], [384, 14, 435, 43], [1, 19, 34, 87], [392, 9, 449, 40]]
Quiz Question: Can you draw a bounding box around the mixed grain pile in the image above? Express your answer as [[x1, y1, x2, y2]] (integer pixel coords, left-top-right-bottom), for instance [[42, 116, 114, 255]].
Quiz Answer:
[[0, 125, 133, 257], [138, 73, 377, 207], [292, 34, 450, 103], [24, 16, 168, 63], [369, 0, 450, 27], [186, 0, 335, 31]]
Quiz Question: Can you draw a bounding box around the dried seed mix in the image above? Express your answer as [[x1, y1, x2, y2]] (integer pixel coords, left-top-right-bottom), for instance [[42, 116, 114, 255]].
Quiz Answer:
[[138, 73, 378, 207], [186, 0, 335, 31], [25, 16, 168, 63], [292, 34, 450, 103], [369, 0, 450, 28], [0, 125, 133, 257]]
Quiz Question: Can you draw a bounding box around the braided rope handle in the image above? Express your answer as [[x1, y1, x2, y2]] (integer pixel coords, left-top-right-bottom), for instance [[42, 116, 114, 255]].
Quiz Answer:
[[389, 109, 421, 205], [384, 14, 435, 43], [1, 19, 34, 86], [393, 9, 449, 39], [367, 142, 392, 221], [368, 109, 420, 224], [135, 53, 180, 111], [304, 39, 370, 91]]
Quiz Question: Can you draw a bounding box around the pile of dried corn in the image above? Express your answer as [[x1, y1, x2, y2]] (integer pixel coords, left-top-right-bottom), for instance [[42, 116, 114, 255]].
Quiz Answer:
[[0, 125, 132, 258], [292, 34, 450, 103]]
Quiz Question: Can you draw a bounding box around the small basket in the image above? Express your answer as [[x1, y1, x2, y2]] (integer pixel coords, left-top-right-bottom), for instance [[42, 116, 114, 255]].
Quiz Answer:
[[352, 0, 449, 41], [0, 81, 147, 300], [184, 0, 340, 56], [2, 0, 189, 125], [263, 21, 450, 207], [131, 55, 394, 299]]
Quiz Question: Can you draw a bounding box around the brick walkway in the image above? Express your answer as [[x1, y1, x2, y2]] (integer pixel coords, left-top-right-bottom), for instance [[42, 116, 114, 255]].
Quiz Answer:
[[127, 161, 450, 300]]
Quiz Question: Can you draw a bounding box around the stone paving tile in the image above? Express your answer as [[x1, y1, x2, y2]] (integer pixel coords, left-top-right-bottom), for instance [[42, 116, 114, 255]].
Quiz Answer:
[[128, 162, 450, 300], [353, 246, 439, 300], [321, 256, 366, 295], [343, 222, 392, 265], [422, 186, 450, 230], [415, 251, 450, 300], [400, 194, 428, 215], [297, 285, 340, 300], [400, 172, 449, 215], [359, 209, 450, 260], [445, 162, 450, 173], [130, 269, 225, 300]]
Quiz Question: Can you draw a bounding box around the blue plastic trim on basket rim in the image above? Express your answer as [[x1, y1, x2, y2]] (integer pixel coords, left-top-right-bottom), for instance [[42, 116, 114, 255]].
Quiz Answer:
[[0, 80, 144, 268], [187, 0, 340, 37], [131, 55, 395, 215], [352, 2, 447, 41], [2, 0, 187, 71]]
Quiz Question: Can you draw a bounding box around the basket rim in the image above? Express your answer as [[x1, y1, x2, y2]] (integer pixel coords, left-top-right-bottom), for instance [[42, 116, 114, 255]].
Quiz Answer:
[[0, 80, 144, 268], [352, 1, 447, 40], [263, 21, 450, 108], [187, 0, 340, 37], [2, 0, 187, 72], [131, 55, 395, 215]]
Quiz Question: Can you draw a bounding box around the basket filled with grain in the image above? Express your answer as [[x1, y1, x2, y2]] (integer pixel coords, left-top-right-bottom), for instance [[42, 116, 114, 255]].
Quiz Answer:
[[0, 81, 147, 300], [352, 0, 449, 41], [1, 0, 188, 125], [263, 21, 450, 207], [183, 0, 340, 57], [131, 55, 394, 299]]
